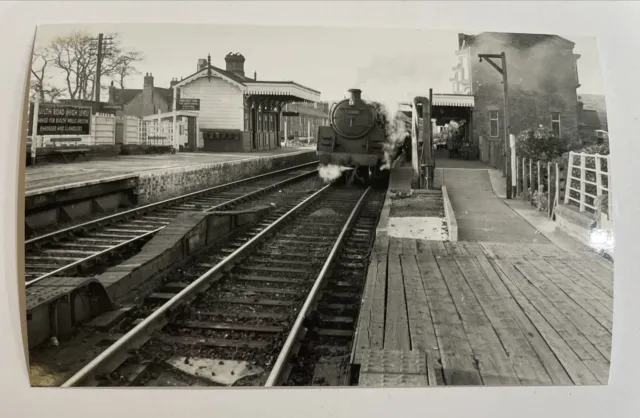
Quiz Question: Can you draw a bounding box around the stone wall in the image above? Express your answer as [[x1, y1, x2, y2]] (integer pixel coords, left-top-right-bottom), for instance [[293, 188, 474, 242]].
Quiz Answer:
[[135, 150, 317, 205]]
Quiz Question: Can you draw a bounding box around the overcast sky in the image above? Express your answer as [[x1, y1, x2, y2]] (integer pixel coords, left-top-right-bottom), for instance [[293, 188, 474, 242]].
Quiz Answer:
[[33, 23, 606, 105]]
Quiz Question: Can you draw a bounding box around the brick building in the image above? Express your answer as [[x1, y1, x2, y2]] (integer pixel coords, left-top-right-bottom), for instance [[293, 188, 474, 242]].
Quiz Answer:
[[452, 32, 582, 147], [281, 101, 329, 141], [108, 73, 174, 118]]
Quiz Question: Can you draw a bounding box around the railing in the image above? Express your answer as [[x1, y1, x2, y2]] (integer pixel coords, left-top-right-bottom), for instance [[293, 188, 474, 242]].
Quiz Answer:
[[515, 151, 612, 221], [564, 151, 611, 216], [516, 156, 566, 219]]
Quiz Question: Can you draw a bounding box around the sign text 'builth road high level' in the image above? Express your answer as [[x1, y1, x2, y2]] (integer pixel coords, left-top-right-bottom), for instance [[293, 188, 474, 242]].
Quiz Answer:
[[34, 104, 92, 136]]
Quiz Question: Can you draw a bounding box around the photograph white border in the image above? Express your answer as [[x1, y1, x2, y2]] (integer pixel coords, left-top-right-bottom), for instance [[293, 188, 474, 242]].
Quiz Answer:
[[1, 2, 638, 417]]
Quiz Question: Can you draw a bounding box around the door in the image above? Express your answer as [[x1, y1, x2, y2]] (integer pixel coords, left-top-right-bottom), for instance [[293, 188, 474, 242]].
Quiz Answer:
[[251, 109, 257, 150], [187, 116, 197, 151], [115, 120, 124, 145]]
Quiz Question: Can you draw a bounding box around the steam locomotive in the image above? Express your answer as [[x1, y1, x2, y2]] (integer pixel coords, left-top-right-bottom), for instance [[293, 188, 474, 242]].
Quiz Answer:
[[316, 89, 407, 186]]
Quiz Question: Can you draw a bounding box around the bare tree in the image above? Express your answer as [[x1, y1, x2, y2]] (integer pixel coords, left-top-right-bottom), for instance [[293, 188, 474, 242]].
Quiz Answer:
[[30, 48, 66, 102], [46, 31, 144, 100]]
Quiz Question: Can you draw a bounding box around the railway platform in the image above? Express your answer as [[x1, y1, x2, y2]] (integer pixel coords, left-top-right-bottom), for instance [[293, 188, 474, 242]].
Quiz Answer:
[[352, 158, 614, 386], [25, 147, 317, 232]]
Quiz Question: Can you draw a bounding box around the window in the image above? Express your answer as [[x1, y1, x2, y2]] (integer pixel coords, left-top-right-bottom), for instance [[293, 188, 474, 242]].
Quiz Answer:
[[489, 110, 499, 137], [258, 113, 263, 131], [270, 114, 274, 131], [551, 112, 561, 137], [244, 109, 249, 131]]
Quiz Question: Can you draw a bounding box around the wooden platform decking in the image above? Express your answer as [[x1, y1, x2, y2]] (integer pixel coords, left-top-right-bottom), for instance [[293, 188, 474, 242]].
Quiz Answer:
[[353, 237, 613, 386]]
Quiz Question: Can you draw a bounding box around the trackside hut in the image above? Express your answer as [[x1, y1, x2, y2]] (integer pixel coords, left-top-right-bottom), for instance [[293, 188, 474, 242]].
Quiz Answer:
[[171, 53, 321, 152]]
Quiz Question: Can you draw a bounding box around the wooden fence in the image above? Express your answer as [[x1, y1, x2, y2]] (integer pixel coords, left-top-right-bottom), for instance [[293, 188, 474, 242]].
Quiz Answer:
[[564, 151, 612, 216], [478, 136, 505, 171], [515, 151, 612, 221], [516, 156, 566, 220]]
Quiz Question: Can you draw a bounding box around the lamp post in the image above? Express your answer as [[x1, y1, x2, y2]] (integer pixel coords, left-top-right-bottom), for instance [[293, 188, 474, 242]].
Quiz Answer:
[[479, 52, 513, 199]]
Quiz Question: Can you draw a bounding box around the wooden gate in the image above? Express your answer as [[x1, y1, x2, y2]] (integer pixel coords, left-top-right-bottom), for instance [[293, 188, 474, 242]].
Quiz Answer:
[[115, 119, 124, 145]]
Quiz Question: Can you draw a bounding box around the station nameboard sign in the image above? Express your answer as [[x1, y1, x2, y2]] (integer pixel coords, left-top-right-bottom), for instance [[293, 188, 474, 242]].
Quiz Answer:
[[282, 111, 300, 117], [99, 103, 124, 114], [177, 98, 200, 111], [36, 104, 92, 136]]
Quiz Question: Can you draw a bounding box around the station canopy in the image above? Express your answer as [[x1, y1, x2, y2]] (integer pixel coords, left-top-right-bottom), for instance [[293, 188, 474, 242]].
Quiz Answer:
[[174, 65, 321, 112]]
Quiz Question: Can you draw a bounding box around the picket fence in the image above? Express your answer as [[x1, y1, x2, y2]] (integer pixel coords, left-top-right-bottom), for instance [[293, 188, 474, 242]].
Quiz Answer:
[[29, 113, 188, 149], [516, 151, 612, 221]]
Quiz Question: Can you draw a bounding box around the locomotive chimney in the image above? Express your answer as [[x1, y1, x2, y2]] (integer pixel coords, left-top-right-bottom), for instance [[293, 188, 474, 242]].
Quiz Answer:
[[348, 88, 363, 105]]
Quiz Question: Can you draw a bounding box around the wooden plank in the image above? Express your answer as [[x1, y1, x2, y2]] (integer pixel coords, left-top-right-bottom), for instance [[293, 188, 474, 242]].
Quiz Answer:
[[458, 241, 484, 256], [373, 235, 390, 254], [545, 259, 612, 311], [439, 256, 522, 384], [431, 240, 448, 256], [353, 259, 387, 363], [474, 255, 574, 385], [492, 259, 602, 384], [400, 255, 439, 353], [415, 239, 433, 255], [444, 242, 464, 256], [526, 258, 613, 329], [440, 354, 483, 385], [563, 259, 613, 296], [453, 256, 550, 384], [512, 259, 612, 361], [389, 237, 403, 255], [416, 253, 480, 385], [384, 254, 410, 350], [401, 238, 418, 255]]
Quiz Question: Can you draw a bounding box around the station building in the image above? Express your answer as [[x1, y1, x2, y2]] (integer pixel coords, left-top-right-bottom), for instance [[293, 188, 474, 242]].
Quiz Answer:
[[106, 52, 321, 152]]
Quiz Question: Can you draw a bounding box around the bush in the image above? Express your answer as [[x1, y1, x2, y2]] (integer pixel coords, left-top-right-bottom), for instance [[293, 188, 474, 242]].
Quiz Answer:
[[515, 125, 570, 163], [532, 190, 549, 212]]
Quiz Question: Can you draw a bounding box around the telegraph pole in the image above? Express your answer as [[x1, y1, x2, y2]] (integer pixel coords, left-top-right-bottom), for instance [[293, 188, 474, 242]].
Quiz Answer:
[[92, 33, 113, 103], [479, 52, 512, 199]]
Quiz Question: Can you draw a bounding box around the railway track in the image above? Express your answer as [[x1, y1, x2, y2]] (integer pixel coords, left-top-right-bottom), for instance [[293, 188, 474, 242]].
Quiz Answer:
[[60, 183, 382, 387], [25, 163, 318, 287]]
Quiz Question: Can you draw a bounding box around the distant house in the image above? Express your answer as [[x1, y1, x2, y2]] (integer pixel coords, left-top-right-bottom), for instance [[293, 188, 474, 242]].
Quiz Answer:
[[578, 94, 608, 144], [281, 101, 329, 140], [107, 73, 175, 118]]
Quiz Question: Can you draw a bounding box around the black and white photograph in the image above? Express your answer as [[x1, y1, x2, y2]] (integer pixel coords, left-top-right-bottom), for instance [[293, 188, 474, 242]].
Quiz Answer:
[[23, 22, 613, 388]]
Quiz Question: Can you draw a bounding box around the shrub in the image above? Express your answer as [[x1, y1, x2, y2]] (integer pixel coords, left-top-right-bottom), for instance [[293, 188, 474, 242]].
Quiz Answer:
[[515, 125, 570, 163], [532, 190, 549, 212]]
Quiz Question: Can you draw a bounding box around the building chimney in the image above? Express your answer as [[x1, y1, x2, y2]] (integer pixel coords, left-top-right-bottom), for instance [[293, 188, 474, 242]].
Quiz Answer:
[[197, 58, 207, 72], [254, 71, 257, 81], [170, 78, 179, 88], [144, 73, 154, 88], [225, 52, 246, 78], [108, 80, 116, 103]]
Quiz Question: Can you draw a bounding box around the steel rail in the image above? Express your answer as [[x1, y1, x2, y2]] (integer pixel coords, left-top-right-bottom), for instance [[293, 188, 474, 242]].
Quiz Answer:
[[25, 169, 317, 288], [265, 186, 372, 387], [60, 183, 334, 387], [26, 161, 318, 247]]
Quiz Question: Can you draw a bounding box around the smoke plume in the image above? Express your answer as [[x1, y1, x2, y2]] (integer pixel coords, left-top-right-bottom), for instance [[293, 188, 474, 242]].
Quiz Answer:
[[318, 164, 353, 183]]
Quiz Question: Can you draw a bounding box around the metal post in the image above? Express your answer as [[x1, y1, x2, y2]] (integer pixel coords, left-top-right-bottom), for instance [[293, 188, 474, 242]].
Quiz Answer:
[[411, 99, 419, 189], [510, 133, 517, 195], [172, 85, 178, 151], [501, 52, 512, 199], [424, 89, 434, 189]]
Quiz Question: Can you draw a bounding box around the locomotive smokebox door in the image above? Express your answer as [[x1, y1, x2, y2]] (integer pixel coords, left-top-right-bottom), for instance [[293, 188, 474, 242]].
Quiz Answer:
[[331, 89, 376, 139]]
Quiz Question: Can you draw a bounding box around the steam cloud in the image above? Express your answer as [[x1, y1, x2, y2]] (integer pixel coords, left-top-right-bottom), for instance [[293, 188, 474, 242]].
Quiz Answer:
[[353, 61, 428, 172], [318, 164, 353, 183]]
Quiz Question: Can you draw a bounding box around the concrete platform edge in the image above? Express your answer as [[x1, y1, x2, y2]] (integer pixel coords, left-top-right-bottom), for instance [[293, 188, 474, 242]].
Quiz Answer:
[[26, 206, 272, 349], [442, 186, 458, 242]]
